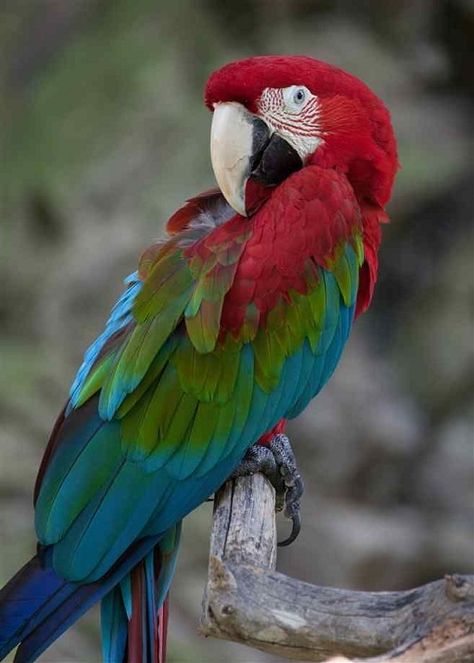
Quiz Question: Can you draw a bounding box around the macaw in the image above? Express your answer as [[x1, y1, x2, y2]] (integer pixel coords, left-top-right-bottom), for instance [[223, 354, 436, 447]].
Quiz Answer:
[[0, 56, 398, 663]]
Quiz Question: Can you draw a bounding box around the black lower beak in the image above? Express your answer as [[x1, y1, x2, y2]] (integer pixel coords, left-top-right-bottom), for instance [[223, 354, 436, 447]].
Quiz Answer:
[[249, 117, 303, 187]]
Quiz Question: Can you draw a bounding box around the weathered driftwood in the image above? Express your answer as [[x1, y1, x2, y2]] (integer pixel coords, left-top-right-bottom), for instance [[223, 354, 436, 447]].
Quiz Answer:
[[200, 474, 474, 661]]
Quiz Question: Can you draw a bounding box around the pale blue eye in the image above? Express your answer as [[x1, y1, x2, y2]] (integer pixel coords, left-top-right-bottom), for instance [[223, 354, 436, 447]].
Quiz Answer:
[[282, 85, 311, 111], [293, 88, 306, 105]]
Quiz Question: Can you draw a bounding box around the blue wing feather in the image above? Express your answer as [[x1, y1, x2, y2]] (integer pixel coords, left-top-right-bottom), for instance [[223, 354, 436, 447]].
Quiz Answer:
[[69, 272, 142, 413]]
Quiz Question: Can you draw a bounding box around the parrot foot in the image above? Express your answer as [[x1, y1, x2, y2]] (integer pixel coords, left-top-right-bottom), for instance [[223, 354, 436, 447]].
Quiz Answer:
[[232, 433, 303, 547]]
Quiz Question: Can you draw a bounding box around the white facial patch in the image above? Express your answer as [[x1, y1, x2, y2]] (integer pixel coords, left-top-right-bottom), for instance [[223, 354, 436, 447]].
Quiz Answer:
[[271, 125, 322, 161], [258, 86, 324, 162]]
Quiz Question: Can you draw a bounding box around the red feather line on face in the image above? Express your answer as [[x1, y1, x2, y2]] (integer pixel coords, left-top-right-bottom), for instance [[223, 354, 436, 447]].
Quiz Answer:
[[257, 87, 322, 138]]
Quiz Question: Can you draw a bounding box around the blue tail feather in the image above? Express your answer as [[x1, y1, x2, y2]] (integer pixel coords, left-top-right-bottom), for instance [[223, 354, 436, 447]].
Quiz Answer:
[[0, 535, 161, 663], [101, 586, 128, 663], [100, 524, 181, 663], [14, 535, 161, 663], [0, 555, 73, 659]]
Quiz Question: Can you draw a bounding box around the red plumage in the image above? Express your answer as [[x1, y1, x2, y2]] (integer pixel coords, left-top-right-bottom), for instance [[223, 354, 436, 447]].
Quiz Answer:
[[207, 55, 398, 317], [220, 166, 360, 332], [128, 566, 145, 663]]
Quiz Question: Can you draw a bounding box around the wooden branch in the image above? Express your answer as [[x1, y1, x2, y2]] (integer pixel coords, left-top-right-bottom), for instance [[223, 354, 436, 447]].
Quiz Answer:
[[200, 475, 474, 662]]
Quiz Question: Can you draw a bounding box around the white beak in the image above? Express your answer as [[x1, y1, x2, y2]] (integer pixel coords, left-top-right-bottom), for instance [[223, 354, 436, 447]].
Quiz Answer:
[[210, 102, 255, 217]]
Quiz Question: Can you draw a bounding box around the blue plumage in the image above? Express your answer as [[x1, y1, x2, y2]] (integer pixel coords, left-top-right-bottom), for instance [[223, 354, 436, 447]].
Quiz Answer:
[[101, 584, 128, 662], [69, 272, 142, 413], [0, 535, 162, 663]]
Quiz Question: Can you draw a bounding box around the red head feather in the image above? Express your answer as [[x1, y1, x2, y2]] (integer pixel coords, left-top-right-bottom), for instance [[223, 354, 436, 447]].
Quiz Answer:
[[205, 55, 398, 208]]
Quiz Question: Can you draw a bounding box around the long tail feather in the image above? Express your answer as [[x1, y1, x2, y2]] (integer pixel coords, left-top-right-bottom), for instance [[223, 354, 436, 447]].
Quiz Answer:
[[0, 555, 73, 659], [128, 565, 145, 663], [101, 582, 128, 663], [101, 522, 181, 663], [0, 535, 160, 663], [1, 525, 181, 663], [156, 598, 169, 663]]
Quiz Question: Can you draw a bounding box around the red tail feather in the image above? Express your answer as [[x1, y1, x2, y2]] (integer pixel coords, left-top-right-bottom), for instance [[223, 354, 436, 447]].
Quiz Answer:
[[127, 552, 170, 663], [128, 566, 145, 663], [156, 595, 169, 663]]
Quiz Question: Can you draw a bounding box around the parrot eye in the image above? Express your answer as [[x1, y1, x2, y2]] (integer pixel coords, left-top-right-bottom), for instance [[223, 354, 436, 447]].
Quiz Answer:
[[282, 85, 311, 112], [293, 88, 306, 104]]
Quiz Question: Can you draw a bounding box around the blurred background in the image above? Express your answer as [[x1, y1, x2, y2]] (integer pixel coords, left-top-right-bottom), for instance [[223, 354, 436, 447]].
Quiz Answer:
[[0, 1, 473, 661]]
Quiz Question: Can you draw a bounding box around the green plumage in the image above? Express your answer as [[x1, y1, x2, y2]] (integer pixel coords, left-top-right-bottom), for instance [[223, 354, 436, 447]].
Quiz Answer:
[[75, 227, 363, 434]]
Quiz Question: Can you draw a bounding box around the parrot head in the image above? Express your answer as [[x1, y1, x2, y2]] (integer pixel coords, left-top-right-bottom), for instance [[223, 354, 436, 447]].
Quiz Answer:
[[206, 56, 398, 216]]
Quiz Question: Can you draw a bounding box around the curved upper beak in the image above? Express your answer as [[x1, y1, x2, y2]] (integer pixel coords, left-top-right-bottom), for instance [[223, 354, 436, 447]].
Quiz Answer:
[[210, 102, 269, 216], [210, 102, 302, 217]]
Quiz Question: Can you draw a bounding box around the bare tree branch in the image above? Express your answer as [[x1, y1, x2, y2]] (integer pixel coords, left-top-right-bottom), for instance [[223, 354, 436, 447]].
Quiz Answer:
[[200, 475, 474, 661]]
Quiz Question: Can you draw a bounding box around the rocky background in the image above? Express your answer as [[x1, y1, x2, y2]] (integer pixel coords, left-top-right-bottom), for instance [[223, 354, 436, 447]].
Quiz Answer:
[[0, 1, 473, 661]]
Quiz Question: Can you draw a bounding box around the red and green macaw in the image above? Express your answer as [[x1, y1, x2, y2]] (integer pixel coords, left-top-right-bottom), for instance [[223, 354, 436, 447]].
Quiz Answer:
[[0, 56, 398, 662]]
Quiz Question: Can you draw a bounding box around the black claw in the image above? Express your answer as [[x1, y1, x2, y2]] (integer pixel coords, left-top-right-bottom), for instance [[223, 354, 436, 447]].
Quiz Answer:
[[278, 511, 301, 547], [230, 433, 304, 546], [274, 491, 285, 513], [285, 475, 304, 510]]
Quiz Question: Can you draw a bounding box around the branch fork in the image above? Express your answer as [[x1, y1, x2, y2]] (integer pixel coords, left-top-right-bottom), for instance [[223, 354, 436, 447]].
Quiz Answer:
[[201, 474, 474, 662]]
